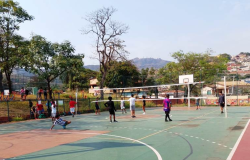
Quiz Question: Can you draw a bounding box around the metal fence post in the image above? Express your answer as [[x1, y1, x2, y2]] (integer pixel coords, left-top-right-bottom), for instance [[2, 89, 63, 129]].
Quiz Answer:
[[63, 99, 66, 116], [7, 100, 10, 122], [88, 98, 90, 109]]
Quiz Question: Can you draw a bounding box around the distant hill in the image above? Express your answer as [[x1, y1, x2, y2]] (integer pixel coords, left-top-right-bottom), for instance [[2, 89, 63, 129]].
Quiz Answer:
[[84, 65, 100, 71], [84, 58, 170, 71], [131, 58, 170, 70]]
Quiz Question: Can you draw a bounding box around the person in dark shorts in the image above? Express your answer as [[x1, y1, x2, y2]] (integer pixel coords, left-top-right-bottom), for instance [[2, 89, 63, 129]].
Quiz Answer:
[[219, 92, 225, 113], [95, 97, 100, 115], [104, 96, 117, 123], [142, 95, 146, 114], [163, 94, 172, 122], [195, 95, 201, 110]]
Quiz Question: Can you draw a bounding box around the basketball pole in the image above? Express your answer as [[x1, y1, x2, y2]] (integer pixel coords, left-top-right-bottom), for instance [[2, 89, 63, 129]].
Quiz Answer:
[[188, 84, 190, 108], [224, 76, 227, 118]]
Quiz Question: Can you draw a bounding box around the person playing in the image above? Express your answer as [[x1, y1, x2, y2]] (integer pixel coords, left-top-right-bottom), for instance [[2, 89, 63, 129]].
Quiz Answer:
[[69, 98, 77, 117], [38, 87, 43, 100], [24, 88, 29, 100], [195, 95, 201, 110], [142, 95, 146, 114], [95, 97, 100, 115], [163, 94, 172, 122], [20, 87, 25, 101], [129, 94, 136, 118], [104, 96, 117, 123], [36, 102, 44, 117], [44, 88, 47, 100], [120, 97, 126, 114], [50, 115, 71, 130], [46, 100, 52, 118], [31, 106, 37, 119], [51, 99, 57, 122], [219, 92, 225, 113]]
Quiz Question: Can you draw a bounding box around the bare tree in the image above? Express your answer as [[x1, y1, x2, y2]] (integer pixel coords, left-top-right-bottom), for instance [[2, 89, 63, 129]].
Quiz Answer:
[[83, 7, 129, 99]]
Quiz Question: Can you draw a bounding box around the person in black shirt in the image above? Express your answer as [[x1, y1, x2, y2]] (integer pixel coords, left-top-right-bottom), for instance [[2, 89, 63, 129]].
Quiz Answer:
[[95, 97, 100, 115], [142, 95, 146, 114], [218, 92, 225, 113], [104, 96, 117, 123]]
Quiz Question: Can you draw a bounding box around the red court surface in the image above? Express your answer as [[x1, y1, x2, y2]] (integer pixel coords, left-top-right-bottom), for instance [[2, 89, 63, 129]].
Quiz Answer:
[[0, 129, 109, 159], [228, 119, 250, 160]]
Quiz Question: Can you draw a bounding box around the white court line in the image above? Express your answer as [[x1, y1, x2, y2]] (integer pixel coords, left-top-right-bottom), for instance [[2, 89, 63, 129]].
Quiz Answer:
[[227, 119, 250, 160], [15, 130, 163, 160]]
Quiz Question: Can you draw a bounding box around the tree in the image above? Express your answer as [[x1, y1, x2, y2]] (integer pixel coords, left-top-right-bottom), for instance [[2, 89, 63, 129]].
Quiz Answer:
[[104, 60, 139, 88], [0, 0, 33, 92], [157, 50, 229, 96], [83, 7, 129, 99], [25, 35, 84, 99], [60, 67, 98, 90]]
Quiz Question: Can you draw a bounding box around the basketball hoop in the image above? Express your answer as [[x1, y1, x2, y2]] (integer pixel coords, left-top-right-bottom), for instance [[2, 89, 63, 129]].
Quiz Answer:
[[183, 78, 189, 84]]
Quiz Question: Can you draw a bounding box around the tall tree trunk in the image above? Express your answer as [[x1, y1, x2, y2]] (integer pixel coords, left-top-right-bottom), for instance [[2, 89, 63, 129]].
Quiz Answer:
[[0, 70, 3, 92], [6, 73, 12, 93], [100, 69, 107, 100], [47, 80, 52, 99]]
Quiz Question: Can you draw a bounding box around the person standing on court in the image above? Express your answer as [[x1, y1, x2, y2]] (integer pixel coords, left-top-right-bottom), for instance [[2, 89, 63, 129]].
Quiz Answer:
[[69, 98, 77, 117], [104, 96, 117, 123], [219, 92, 225, 113], [195, 95, 201, 110], [129, 94, 136, 118], [142, 95, 146, 114], [163, 94, 172, 122], [95, 97, 100, 115]]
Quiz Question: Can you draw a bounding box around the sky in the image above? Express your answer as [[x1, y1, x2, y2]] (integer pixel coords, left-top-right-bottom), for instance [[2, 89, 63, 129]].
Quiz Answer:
[[16, 0, 250, 65]]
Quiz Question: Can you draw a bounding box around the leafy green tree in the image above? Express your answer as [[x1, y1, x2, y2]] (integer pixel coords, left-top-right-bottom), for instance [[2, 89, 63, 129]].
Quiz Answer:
[[25, 35, 84, 98], [104, 61, 139, 88], [157, 50, 229, 96], [0, 0, 33, 92], [60, 67, 98, 90]]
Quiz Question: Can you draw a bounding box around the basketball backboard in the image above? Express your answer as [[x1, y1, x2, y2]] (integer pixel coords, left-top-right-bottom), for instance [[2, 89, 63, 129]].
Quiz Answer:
[[179, 74, 194, 84]]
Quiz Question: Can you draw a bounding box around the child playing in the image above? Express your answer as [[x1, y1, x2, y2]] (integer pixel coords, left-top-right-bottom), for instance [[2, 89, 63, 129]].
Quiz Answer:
[[195, 95, 201, 110], [50, 115, 71, 130], [104, 96, 117, 123], [163, 94, 172, 122], [142, 95, 146, 114], [51, 100, 57, 122], [69, 98, 77, 117], [120, 97, 126, 114], [129, 94, 136, 118], [95, 97, 100, 115]]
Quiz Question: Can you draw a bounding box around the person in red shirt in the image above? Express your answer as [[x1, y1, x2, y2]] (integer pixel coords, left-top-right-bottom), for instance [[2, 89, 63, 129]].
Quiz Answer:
[[69, 98, 77, 117], [36, 102, 44, 116]]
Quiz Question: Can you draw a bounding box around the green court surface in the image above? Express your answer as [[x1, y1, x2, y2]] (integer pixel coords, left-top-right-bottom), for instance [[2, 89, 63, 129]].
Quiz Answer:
[[1, 106, 250, 160]]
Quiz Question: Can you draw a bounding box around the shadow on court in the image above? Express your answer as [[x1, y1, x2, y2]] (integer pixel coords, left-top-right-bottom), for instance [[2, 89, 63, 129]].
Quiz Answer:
[[10, 142, 143, 160]]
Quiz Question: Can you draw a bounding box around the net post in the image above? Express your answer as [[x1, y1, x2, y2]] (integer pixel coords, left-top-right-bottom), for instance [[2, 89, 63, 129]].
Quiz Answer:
[[224, 76, 227, 118], [188, 84, 190, 108], [75, 88, 78, 116]]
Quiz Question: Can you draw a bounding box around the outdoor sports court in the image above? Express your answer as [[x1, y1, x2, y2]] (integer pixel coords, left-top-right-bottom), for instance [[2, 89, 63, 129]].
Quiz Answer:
[[0, 106, 250, 160]]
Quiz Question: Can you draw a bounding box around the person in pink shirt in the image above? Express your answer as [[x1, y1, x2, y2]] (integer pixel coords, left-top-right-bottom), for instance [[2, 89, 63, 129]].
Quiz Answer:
[[163, 94, 172, 122]]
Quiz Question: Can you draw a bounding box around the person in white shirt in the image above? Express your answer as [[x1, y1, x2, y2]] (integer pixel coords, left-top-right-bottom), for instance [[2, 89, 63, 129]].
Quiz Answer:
[[50, 115, 71, 130], [120, 97, 127, 114], [51, 99, 57, 122], [129, 94, 136, 118]]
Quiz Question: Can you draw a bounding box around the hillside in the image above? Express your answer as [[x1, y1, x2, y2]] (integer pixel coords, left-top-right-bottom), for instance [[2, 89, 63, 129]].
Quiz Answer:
[[84, 58, 170, 71], [131, 58, 170, 70]]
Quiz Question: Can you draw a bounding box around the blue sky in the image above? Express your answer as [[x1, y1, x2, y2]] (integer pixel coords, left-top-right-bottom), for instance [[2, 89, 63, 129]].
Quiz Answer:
[[16, 0, 250, 65]]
